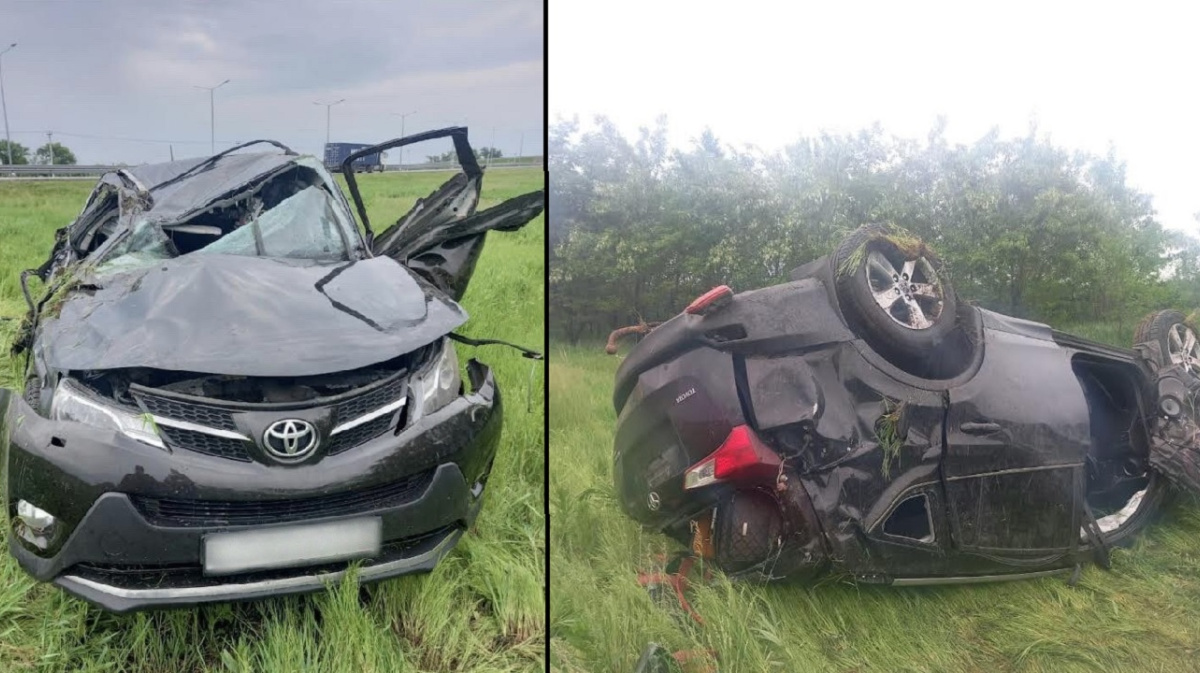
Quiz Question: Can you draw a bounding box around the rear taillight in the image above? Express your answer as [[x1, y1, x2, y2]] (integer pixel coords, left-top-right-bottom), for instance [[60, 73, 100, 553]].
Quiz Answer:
[[685, 285, 733, 315], [683, 425, 781, 490]]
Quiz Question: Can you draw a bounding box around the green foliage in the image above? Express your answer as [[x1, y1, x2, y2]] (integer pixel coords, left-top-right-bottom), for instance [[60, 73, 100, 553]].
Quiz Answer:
[[0, 169, 545, 671], [34, 142, 76, 166], [0, 138, 29, 164], [875, 398, 904, 481], [550, 117, 1200, 342]]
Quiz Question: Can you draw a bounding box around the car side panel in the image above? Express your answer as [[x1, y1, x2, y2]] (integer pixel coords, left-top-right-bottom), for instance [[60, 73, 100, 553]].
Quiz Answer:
[[944, 325, 1090, 555]]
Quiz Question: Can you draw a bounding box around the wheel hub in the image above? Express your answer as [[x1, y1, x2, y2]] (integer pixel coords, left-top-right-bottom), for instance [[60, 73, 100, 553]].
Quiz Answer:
[[865, 250, 944, 330]]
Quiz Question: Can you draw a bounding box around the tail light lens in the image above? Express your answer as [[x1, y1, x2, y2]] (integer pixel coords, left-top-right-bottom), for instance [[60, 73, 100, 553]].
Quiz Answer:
[[683, 425, 781, 490]]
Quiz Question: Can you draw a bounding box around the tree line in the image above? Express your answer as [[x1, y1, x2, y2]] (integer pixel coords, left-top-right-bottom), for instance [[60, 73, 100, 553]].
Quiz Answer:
[[0, 139, 77, 165], [549, 116, 1200, 343]]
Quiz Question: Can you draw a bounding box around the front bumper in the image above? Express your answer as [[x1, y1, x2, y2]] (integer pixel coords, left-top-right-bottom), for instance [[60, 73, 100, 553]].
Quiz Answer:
[[2, 365, 501, 612]]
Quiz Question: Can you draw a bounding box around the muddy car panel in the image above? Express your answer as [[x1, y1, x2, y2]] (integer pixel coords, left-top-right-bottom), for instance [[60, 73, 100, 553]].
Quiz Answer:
[[4, 128, 543, 611]]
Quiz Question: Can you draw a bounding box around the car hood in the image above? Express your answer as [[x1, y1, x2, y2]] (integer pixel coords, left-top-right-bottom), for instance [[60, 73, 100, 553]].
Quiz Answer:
[[36, 254, 467, 377]]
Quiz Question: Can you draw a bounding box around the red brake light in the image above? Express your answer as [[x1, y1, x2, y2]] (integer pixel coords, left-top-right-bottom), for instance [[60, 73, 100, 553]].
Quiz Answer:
[[685, 285, 733, 315], [683, 425, 782, 490]]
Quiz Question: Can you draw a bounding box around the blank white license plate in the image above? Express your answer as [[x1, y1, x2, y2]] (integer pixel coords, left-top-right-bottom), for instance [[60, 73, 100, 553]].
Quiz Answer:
[[203, 517, 382, 576]]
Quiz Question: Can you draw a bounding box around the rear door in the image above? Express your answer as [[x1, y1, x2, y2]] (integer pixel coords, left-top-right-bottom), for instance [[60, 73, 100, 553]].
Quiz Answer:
[[339, 127, 544, 301], [943, 318, 1090, 559]]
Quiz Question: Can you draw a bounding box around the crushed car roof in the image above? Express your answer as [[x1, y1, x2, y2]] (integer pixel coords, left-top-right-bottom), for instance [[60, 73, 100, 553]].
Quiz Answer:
[[117, 142, 316, 224]]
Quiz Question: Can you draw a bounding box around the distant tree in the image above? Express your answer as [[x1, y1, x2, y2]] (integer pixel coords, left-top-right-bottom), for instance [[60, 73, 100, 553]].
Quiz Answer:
[[0, 139, 30, 165], [426, 147, 504, 163], [550, 116, 1179, 343], [34, 142, 77, 165]]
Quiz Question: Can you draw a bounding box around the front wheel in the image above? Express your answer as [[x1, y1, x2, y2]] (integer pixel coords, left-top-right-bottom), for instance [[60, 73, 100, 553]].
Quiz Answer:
[[1136, 309, 1200, 378]]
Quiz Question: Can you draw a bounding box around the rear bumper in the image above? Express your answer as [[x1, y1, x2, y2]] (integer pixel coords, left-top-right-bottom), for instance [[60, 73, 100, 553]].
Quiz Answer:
[[2, 365, 502, 612]]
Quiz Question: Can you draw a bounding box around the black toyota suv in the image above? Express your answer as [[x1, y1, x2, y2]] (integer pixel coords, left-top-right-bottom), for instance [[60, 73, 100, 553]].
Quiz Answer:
[[0, 127, 543, 612]]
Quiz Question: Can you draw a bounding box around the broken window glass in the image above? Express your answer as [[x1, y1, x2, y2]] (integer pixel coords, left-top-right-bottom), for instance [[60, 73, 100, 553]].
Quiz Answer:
[[94, 218, 173, 276], [197, 186, 350, 261], [93, 184, 352, 277]]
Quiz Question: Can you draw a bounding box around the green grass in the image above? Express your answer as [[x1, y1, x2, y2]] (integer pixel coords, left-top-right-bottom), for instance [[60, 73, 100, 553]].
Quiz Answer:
[[0, 168, 545, 672], [550, 342, 1200, 672]]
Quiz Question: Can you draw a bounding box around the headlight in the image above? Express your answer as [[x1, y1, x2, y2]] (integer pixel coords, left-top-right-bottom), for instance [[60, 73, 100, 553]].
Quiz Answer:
[[50, 378, 164, 449], [419, 340, 462, 414]]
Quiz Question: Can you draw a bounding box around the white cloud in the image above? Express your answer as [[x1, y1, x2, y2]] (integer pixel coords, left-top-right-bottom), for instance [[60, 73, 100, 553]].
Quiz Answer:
[[551, 0, 1200, 232]]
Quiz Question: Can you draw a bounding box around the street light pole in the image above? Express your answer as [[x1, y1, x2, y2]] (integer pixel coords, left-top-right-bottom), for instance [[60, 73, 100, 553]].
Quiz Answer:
[[193, 79, 230, 156], [314, 99, 346, 148], [391, 110, 416, 167], [0, 43, 17, 165]]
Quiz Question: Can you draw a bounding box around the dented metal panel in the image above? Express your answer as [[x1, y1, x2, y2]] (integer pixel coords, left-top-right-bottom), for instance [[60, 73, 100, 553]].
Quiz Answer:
[[613, 232, 1194, 586], [39, 255, 466, 377]]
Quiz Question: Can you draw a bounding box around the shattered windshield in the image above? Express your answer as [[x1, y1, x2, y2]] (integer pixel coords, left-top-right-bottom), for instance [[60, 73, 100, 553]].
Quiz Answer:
[[94, 166, 356, 276], [195, 186, 350, 260]]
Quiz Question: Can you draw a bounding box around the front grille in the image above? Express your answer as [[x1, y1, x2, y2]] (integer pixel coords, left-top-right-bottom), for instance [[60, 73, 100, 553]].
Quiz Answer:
[[134, 393, 237, 431], [133, 371, 409, 461], [130, 468, 436, 527], [334, 377, 406, 423], [327, 414, 396, 456], [158, 427, 253, 462]]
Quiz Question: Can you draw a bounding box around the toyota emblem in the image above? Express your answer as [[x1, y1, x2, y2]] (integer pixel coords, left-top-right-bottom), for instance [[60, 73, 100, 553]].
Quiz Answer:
[[263, 419, 318, 461]]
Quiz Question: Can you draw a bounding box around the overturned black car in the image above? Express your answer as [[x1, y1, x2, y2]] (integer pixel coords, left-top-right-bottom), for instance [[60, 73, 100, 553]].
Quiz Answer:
[[614, 224, 1200, 586], [1, 128, 543, 611]]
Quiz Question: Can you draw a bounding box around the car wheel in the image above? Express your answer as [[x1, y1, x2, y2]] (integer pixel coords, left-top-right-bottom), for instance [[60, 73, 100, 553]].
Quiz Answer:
[[833, 224, 958, 372], [1136, 309, 1200, 378]]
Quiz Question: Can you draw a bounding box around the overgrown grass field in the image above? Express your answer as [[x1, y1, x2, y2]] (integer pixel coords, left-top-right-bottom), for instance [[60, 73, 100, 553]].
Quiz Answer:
[[0, 168, 545, 672], [550, 336, 1200, 672]]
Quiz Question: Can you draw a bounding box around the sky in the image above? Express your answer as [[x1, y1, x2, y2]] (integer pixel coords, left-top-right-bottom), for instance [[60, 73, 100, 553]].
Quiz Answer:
[[550, 0, 1200, 234], [0, 0, 543, 165]]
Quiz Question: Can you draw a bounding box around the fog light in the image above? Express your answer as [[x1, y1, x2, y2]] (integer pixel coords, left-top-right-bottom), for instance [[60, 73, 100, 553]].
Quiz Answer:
[[17, 500, 55, 530], [15, 500, 56, 550]]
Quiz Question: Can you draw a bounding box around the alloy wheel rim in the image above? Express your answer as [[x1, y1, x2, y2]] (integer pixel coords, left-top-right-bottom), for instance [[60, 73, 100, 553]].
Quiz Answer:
[[865, 249, 945, 330]]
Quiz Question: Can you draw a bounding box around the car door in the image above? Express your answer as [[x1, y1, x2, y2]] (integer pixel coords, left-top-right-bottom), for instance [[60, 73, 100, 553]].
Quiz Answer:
[[943, 312, 1091, 563], [339, 127, 544, 301]]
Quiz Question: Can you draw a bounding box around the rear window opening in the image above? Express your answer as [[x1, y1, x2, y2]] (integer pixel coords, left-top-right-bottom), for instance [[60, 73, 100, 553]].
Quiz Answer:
[[882, 493, 934, 542]]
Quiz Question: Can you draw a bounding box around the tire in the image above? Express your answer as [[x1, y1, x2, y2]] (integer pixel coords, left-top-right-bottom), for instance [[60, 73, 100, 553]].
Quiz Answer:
[[22, 375, 40, 410], [1135, 309, 1200, 378], [833, 224, 958, 372]]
